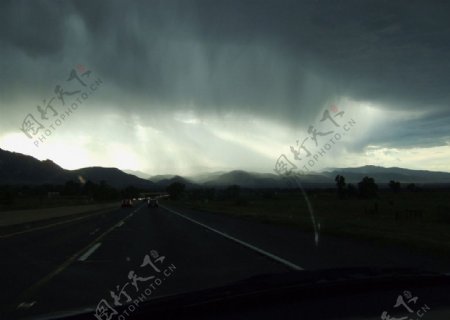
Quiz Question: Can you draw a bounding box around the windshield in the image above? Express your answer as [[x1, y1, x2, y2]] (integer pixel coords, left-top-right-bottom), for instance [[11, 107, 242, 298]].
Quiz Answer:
[[1, 0, 450, 319]]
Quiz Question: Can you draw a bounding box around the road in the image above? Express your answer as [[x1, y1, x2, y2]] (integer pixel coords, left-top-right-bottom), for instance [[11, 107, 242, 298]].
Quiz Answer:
[[1, 201, 450, 318]]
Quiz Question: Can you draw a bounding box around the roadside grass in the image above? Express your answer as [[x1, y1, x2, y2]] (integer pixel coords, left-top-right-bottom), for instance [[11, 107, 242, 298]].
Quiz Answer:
[[0, 201, 120, 228], [163, 190, 450, 256], [0, 196, 100, 211]]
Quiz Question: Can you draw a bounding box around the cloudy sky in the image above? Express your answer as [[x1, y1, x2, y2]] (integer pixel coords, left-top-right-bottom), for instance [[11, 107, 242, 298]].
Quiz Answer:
[[1, 0, 449, 176]]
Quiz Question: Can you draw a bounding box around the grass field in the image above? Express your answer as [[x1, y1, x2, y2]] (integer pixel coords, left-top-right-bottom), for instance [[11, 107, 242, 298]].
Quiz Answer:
[[165, 189, 450, 256], [0, 201, 120, 227], [0, 196, 97, 211]]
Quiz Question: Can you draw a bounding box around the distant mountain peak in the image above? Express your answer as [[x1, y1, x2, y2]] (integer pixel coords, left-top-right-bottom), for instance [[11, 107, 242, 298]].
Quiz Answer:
[[0, 149, 156, 189], [41, 158, 61, 167], [1, 149, 450, 188]]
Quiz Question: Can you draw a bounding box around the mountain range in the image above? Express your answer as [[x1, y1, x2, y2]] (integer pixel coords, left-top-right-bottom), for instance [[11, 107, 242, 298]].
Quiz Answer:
[[1, 148, 450, 189], [0, 148, 155, 189]]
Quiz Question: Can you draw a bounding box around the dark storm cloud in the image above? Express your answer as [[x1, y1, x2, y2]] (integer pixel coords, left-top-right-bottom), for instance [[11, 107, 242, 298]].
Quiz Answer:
[[0, 0, 67, 56], [348, 109, 450, 152], [1, 0, 450, 148]]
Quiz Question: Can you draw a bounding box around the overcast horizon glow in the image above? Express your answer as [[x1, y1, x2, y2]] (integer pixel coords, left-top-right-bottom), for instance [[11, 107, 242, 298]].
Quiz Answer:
[[1, 0, 450, 175]]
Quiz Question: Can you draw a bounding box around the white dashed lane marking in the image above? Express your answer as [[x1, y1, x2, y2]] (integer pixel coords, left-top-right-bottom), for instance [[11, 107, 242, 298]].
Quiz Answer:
[[78, 242, 102, 261]]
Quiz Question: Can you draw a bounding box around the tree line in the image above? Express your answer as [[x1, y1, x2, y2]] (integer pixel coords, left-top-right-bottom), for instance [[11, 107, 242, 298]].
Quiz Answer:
[[0, 180, 145, 205], [334, 175, 419, 199]]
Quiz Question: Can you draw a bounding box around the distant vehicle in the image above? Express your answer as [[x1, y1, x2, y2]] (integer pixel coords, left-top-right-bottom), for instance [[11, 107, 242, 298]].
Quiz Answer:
[[121, 199, 133, 208], [147, 198, 159, 208]]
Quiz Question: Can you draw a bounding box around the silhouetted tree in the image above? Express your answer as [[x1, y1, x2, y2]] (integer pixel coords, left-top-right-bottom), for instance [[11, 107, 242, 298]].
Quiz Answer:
[[335, 175, 346, 199], [82, 180, 96, 198], [224, 184, 241, 200], [166, 182, 186, 200], [0, 186, 15, 205], [63, 180, 82, 196], [389, 180, 401, 193], [358, 176, 378, 198], [188, 188, 215, 201], [347, 183, 357, 197], [121, 185, 139, 200]]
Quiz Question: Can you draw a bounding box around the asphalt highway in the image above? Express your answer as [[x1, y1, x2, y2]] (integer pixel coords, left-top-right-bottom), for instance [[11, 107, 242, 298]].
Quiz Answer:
[[1, 201, 449, 319]]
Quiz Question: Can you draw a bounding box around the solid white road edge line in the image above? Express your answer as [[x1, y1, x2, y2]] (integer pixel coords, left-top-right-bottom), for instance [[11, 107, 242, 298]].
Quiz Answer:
[[161, 205, 304, 271]]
